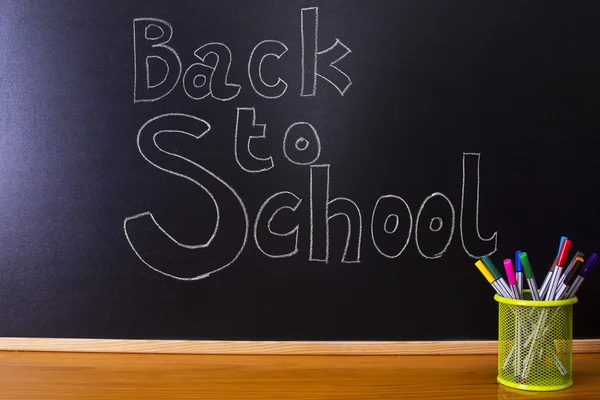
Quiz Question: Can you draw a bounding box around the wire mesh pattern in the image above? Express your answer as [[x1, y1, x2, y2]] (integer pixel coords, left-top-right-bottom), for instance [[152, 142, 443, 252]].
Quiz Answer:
[[496, 291, 576, 391]]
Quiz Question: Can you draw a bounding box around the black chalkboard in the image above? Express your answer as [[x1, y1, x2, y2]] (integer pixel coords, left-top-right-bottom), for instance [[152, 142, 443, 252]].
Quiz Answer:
[[1, 0, 599, 342]]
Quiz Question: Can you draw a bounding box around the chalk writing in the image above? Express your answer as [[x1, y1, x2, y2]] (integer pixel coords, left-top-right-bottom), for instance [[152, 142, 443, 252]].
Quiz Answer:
[[133, 8, 352, 101], [460, 153, 497, 258], [127, 8, 497, 280], [254, 192, 302, 258], [371, 195, 413, 259], [248, 40, 289, 99], [124, 113, 249, 280], [283, 122, 321, 166], [235, 107, 274, 173], [300, 7, 353, 96], [183, 42, 241, 101], [133, 18, 181, 103], [415, 193, 455, 260], [310, 164, 363, 263]]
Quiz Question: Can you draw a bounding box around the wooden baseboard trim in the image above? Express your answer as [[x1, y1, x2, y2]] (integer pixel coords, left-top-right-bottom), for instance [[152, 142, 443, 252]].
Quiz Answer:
[[0, 338, 598, 355]]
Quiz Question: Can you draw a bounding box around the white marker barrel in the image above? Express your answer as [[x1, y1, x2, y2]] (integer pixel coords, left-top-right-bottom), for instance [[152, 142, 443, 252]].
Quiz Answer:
[[516, 273, 523, 299], [566, 276, 583, 299], [527, 278, 541, 301], [554, 282, 568, 300]]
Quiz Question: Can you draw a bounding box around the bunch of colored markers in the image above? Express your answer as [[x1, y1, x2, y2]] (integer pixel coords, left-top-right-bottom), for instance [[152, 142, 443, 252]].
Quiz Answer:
[[474, 236, 598, 386], [475, 237, 597, 301]]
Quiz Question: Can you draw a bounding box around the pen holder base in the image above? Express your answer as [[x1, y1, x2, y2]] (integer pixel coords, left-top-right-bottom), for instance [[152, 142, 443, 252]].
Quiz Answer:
[[495, 291, 577, 391]]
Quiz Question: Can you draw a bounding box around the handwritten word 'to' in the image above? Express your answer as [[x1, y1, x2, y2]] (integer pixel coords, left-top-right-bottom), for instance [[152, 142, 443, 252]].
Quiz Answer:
[[235, 107, 322, 172]]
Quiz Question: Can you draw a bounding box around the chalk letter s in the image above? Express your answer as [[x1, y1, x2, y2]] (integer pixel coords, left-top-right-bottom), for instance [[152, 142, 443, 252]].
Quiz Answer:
[[124, 114, 249, 280]]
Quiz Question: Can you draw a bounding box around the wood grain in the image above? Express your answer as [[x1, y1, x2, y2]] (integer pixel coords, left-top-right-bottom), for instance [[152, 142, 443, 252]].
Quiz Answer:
[[0, 338, 598, 354], [0, 351, 598, 399]]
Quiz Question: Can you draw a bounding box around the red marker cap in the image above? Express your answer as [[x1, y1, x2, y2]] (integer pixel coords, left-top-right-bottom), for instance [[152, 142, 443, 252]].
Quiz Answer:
[[557, 239, 572, 267]]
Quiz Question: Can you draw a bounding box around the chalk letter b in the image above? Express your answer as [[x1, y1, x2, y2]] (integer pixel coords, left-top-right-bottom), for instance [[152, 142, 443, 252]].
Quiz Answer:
[[133, 18, 182, 103]]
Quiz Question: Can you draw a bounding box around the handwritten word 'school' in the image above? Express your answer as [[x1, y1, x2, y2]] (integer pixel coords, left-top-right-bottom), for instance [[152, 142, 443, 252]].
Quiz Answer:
[[125, 8, 497, 280], [123, 113, 496, 280], [133, 8, 352, 102]]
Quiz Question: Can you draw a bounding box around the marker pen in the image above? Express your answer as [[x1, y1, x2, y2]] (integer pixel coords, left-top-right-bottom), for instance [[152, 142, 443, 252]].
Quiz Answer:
[[557, 252, 584, 288], [554, 257, 583, 300], [539, 236, 567, 299], [515, 250, 523, 299], [503, 259, 520, 300], [519, 252, 540, 300], [475, 260, 511, 298], [544, 239, 572, 301], [566, 253, 598, 298], [482, 256, 513, 299]]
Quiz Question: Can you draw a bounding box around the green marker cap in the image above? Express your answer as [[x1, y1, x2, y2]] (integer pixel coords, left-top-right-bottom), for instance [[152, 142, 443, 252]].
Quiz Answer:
[[519, 252, 534, 279], [482, 256, 502, 280]]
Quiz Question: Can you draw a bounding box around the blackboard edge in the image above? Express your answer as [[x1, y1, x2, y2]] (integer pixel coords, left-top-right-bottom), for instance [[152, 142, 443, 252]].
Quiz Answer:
[[0, 339, 597, 355]]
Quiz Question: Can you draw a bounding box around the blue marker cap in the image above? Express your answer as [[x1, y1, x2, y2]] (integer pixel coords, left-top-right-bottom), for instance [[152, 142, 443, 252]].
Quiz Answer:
[[557, 236, 568, 256], [515, 250, 523, 273]]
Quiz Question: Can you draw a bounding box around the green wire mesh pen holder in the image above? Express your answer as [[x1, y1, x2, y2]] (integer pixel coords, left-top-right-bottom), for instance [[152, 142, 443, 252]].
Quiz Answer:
[[495, 291, 577, 391]]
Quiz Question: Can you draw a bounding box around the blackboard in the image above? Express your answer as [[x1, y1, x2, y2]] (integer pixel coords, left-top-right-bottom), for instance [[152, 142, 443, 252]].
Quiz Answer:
[[1, 0, 599, 343]]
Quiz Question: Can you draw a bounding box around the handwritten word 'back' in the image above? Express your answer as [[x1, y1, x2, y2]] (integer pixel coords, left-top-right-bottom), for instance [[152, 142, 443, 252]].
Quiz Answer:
[[133, 8, 352, 102]]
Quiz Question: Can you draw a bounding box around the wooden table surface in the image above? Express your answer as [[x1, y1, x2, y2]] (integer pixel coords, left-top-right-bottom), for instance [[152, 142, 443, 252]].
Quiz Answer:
[[0, 352, 598, 399]]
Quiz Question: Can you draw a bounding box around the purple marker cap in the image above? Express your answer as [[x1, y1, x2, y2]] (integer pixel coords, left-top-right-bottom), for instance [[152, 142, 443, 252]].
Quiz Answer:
[[580, 253, 598, 278]]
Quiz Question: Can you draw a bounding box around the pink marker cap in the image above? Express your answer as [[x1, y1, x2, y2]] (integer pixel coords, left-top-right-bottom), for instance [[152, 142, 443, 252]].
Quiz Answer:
[[503, 259, 517, 285]]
